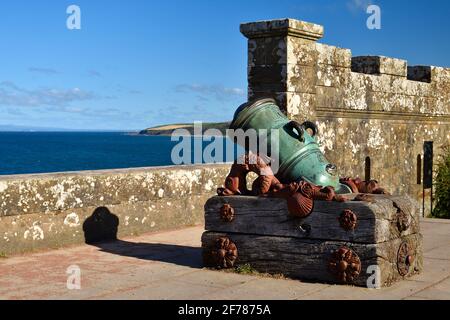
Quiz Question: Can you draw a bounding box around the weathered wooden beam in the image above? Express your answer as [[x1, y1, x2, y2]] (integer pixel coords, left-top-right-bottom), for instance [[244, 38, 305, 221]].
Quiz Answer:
[[202, 231, 423, 288], [205, 195, 420, 244]]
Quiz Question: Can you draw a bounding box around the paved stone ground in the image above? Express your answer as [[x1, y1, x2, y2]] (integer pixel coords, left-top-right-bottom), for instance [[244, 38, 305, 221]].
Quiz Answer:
[[1, 218, 449, 300]]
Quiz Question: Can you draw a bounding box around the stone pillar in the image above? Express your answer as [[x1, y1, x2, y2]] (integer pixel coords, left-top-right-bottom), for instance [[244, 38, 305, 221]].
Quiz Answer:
[[240, 18, 324, 122]]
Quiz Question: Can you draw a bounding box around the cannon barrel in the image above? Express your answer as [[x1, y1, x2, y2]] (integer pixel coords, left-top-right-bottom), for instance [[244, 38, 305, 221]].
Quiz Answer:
[[229, 98, 352, 194]]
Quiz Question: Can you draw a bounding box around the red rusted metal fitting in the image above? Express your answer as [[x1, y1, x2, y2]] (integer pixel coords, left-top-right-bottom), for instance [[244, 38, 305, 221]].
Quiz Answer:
[[251, 175, 280, 196], [268, 181, 301, 199], [340, 177, 359, 193], [312, 186, 336, 201], [328, 246, 361, 283], [287, 192, 314, 218], [213, 237, 238, 269], [339, 209, 358, 231], [357, 180, 379, 194], [220, 204, 235, 222], [334, 194, 348, 202], [245, 153, 272, 176], [298, 181, 314, 198]]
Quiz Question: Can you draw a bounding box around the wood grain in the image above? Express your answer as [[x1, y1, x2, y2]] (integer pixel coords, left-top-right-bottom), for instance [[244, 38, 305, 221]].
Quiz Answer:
[[202, 231, 423, 287], [205, 195, 420, 243]]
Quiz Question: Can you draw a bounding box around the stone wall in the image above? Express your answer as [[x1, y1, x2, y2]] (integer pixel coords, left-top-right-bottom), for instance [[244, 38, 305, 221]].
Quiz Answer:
[[241, 18, 450, 215], [0, 165, 229, 255]]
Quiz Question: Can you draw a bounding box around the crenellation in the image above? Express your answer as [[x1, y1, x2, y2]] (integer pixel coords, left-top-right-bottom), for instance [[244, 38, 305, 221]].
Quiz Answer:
[[351, 56, 382, 75], [408, 66, 432, 83], [351, 56, 407, 77], [433, 67, 450, 97], [316, 43, 352, 68]]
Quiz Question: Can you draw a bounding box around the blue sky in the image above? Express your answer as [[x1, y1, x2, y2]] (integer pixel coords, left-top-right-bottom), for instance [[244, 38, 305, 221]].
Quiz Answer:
[[0, 0, 448, 130]]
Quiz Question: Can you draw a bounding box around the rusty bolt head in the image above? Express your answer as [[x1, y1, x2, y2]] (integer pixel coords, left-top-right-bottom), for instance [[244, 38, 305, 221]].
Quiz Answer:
[[339, 209, 358, 231], [406, 255, 414, 266], [220, 204, 235, 222], [338, 260, 348, 272]]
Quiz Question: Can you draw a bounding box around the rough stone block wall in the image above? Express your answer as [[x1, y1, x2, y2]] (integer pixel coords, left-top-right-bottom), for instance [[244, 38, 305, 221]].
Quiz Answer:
[[0, 165, 229, 255], [242, 18, 450, 215]]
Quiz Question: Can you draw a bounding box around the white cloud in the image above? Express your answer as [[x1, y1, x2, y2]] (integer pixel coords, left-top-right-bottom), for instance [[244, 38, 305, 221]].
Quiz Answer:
[[28, 67, 60, 75], [347, 0, 373, 12], [0, 81, 96, 107], [175, 83, 245, 101], [45, 105, 132, 119]]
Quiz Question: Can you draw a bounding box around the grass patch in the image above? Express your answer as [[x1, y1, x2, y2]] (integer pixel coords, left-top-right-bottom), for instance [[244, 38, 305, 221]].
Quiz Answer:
[[235, 263, 258, 275], [0, 252, 8, 259], [216, 264, 286, 280]]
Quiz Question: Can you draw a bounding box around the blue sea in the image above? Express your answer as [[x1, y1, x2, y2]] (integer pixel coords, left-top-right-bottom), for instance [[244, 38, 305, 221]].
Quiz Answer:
[[0, 132, 238, 176]]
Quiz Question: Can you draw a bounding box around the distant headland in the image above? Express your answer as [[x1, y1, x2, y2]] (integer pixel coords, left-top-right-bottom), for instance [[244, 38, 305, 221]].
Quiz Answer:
[[139, 122, 230, 136]]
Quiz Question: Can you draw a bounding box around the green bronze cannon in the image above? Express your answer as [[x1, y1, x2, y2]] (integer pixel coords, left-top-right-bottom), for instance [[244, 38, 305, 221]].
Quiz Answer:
[[229, 98, 352, 194]]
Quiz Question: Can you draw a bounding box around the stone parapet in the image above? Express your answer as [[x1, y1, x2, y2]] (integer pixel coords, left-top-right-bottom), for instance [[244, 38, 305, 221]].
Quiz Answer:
[[0, 164, 229, 255]]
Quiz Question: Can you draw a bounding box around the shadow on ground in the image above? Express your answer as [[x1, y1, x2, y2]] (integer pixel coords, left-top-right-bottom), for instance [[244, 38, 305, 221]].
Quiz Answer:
[[82, 206, 203, 269]]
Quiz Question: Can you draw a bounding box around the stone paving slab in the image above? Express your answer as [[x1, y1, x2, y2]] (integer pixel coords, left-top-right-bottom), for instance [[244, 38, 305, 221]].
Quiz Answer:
[[410, 276, 450, 300], [0, 219, 449, 300]]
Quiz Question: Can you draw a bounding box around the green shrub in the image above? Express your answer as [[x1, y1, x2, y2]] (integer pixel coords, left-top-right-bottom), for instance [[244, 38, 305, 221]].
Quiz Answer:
[[433, 145, 450, 218]]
